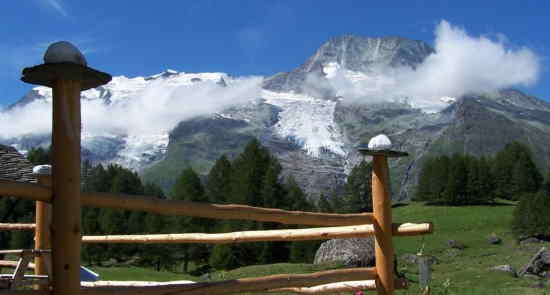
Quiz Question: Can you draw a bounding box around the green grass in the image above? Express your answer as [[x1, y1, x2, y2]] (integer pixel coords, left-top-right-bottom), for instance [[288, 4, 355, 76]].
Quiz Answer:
[[88, 266, 196, 282], [89, 201, 550, 294], [393, 201, 550, 294]]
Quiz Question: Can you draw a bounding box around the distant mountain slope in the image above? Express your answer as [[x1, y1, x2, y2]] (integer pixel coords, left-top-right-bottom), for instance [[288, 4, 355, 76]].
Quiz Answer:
[[2, 35, 549, 200]]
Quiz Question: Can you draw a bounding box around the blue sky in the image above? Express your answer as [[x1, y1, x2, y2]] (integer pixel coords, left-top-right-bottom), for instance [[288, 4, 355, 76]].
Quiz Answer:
[[1, 0, 549, 106]]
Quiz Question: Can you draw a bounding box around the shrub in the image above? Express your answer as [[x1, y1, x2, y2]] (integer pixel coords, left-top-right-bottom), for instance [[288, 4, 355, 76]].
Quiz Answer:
[[512, 191, 550, 240]]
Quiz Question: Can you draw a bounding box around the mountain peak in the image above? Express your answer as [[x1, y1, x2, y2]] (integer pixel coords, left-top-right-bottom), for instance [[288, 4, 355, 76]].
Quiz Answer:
[[303, 35, 434, 73], [262, 35, 434, 94]]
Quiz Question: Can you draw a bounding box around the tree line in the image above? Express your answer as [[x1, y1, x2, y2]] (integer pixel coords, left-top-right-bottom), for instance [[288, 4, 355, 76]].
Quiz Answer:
[[415, 142, 544, 205], [413, 141, 550, 241], [1, 139, 376, 273]]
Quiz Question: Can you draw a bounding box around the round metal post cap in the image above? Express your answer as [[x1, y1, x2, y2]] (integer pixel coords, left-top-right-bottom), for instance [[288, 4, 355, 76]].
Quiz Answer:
[[33, 165, 52, 175]]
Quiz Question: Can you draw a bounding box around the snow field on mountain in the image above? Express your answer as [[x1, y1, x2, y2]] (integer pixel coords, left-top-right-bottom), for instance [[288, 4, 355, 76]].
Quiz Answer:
[[262, 90, 345, 157]]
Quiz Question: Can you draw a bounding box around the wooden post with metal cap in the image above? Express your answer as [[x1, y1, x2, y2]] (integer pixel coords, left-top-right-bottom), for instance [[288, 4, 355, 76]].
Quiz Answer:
[[359, 135, 408, 295], [22, 41, 111, 295], [33, 164, 53, 290]]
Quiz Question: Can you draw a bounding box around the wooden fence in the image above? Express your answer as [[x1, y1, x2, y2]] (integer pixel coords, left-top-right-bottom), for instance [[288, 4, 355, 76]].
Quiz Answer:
[[0, 48, 433, 294]]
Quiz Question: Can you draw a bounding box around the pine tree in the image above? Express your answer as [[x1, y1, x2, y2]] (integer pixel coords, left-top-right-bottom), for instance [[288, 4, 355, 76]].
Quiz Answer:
[[209, 244, 239, 270], [286, 176, 317, 263], [258, 159, 287, 264], [415, 157, 436, 201], [493, 142, 542, 200], [477, 156, 495, 203], [172, 168, 209, 273], [142, 183, 172, 271], [230, 139, 271, 206], [512, 191, 550, 240], [317, 194, 333, 213], [543, 172, 550, 195], [225, 140, 272, 266], [343, 160, 372, 212], [205, 155, 232, 204], [443, 154, 468, 205], [26, 146, 51, 165], [466, 156, 482, 204]]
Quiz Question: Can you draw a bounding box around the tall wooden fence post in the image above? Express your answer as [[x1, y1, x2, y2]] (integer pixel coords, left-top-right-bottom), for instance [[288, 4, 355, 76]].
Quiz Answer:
[[22, 41, 111, 295], [33, 165, 52, 290], [372, 154, 394, 294], [359, 135, 408, 295]]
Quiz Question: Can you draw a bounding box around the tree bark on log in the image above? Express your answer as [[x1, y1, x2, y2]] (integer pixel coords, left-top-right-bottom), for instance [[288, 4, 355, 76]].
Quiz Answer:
[[81, 223, 432, 244], [76, 268, 376, 295], [270, 278, 407, 294], [0, 224, 36, 231]]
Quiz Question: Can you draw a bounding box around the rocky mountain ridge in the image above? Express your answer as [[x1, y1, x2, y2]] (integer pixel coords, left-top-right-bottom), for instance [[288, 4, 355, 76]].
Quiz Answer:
[[2, 35, 550, 200]]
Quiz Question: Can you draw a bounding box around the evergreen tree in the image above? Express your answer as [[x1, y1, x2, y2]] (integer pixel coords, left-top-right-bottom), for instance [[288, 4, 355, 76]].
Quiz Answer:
[[142, 183, 172, 271], [512, 191, 550, 240], [543, 172, 550, 195], [225, 140, 272, 266], [112, 169, 144, 195], [172, 168, 209, 273], [343, 160, 373, 212], [317, 194, 333, 213], [466, 156, 483, 204], [493, 142, 542, 200], [26, 146, 51, 165], [286, 177, 318, 263], [205, 155, 232, 204], [230, 139, 271, 206], [415, 157, 436, 202], [443, 154, 468, 205], [477, 156, 495, 203], [209, 244, 239, 270], [258, 159, 288, 264], [416, 156, 451, 203]]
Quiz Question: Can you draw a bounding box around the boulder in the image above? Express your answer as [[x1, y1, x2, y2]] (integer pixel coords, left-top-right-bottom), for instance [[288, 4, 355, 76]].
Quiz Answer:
[[488, 235, 502, 245], [520, 237, 542, 245], [399, 254, 438, 265], [314, 238, 375, 267], [489, 264, 516, 277], [447, 240, 466, 250], [519, 247, 550, 277]]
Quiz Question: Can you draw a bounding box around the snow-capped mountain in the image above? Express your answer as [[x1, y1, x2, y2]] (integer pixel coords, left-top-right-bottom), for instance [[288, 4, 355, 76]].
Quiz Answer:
[[3, 69, 230, 170], [3, 35, 550, 200]]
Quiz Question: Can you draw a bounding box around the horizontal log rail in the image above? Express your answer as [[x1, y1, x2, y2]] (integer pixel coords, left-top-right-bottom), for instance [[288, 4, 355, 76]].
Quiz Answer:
[[0, 260, 35, 269], [0, 268, 377, 295], [80, 191, 375, 226], [0, 291, 47, 295], [270, 278, 408, 294], [0, 181, 374, 226], [0, 180, 51, 202], [81, 278, 407, 294], [81, 280, 197, 287], [0, 250, 50, 255], [0, 223, 35, 231], [82, 222, 432, 244], [83, 267, 377, 295]]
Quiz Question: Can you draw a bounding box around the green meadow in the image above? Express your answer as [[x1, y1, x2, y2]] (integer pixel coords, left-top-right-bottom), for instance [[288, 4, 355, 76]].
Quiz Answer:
[[89, 201, 550, 294]]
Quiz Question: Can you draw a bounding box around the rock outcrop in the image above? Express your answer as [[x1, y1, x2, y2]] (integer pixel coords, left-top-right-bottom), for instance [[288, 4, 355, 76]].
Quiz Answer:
[[314, 238, 375, 267]]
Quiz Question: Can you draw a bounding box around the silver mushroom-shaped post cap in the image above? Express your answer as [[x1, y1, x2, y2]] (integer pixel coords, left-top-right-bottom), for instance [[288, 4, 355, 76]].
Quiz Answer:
[[32, 164, 52, 176], [22, 41, 111, 91], [368, 134, 392, 150], [44, 41, 87, 66], [358, 134, 408, 158]]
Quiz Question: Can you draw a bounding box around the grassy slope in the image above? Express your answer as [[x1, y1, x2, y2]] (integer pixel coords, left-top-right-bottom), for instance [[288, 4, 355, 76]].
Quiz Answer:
[[91, 202, 550, 294]]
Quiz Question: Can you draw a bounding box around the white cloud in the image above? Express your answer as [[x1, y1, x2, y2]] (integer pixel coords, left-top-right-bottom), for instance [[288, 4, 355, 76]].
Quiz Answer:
[[0, 76, 263, 139], [322, 20, 540, 112]]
